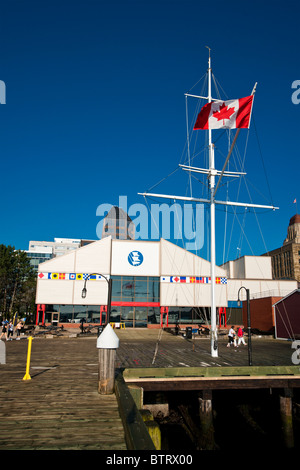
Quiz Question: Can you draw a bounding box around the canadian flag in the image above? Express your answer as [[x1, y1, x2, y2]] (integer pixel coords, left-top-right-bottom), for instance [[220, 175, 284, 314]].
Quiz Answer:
[[194, 95, 254, 130]]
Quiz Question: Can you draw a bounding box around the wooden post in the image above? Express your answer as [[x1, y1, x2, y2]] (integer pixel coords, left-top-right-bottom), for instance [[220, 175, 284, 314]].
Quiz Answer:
[[280, 388, 294, 448], [198, 390, 215, 450], [0, 340, 5, 364], [98, 348, 116, 394], [97, 324, 119, 395]]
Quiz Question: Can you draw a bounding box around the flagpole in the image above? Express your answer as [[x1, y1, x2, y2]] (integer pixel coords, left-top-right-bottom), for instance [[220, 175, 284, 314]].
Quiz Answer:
[[206, 47, 218, 358], [139, 50, 279, 359]]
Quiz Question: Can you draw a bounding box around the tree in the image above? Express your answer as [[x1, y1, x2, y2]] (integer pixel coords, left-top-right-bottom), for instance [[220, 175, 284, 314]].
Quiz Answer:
[[0, 245, 36, 318]]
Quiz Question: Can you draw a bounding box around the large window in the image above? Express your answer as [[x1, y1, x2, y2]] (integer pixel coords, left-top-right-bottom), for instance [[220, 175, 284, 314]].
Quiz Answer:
[[111, 276, 160, 303], [110, 276, 160, 327]]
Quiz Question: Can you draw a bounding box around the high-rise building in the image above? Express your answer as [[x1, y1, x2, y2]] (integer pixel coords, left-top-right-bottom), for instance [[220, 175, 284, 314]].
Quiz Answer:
[[26, 238, 82, 271], [101, 207, 135, 240], [263, 214, 300, 282]]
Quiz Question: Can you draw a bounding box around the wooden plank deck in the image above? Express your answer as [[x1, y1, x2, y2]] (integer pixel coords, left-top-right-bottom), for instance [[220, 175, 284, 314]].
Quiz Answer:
[[115, 328, 296, 369], [0, 336, 126, 450], [0, 328, 298, 450]]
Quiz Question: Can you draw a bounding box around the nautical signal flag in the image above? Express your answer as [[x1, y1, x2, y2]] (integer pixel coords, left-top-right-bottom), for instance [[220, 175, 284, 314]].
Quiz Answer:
[[194, 96, 254, 130]]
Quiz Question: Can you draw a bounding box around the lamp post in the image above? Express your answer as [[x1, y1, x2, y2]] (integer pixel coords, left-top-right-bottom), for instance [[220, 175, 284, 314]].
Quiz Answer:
[[237, 286, 252, 366], [81, 273, 112, 325]]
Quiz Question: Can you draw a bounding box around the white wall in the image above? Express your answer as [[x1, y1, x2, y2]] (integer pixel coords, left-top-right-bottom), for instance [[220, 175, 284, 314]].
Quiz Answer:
[[36, 237, 112, 305], [226, 279, 298, 301], [38, 237, 294, 308], [160, 239, 227, 276], [111, 240, 160, 276], [221, 256, 272, 280]]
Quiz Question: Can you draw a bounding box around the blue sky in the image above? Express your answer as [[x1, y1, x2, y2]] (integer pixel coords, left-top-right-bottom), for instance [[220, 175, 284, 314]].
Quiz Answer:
[[0, 0, 299, 265]]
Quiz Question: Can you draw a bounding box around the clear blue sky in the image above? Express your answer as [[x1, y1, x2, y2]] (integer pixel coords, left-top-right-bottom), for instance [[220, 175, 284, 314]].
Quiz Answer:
[[0, 0, 299, 265]]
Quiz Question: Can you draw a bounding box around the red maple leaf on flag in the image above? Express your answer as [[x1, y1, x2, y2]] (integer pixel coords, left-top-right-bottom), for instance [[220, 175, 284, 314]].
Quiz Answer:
[[212, 102, 235, 125]]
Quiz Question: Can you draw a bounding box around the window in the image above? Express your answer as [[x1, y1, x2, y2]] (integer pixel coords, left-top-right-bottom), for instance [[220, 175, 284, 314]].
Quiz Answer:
[[74, 305, 87, 322], [87, 306, 101, 323], [111, 276, 160, 302]]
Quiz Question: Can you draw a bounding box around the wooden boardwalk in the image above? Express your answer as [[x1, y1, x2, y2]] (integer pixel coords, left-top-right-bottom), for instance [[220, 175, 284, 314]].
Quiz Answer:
[[115, 328, 296, 369], [0, 328, 297, 450], [0, 336, 126, 450]]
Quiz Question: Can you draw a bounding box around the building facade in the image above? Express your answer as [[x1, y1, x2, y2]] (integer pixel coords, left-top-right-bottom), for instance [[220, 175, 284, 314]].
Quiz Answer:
[[263, 214, 300, 282], [102, 207, 135, 240], [35, 237, 297, 328], [26, 238, 92, 271]]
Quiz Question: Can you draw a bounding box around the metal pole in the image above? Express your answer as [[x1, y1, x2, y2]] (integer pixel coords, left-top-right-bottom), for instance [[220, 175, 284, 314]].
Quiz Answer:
[[107, 278, 112, 324], [207, 48, 218, 358], [238, 286, 252, 366], [23, 336, 33, 381], [246, 288, 252, 366]]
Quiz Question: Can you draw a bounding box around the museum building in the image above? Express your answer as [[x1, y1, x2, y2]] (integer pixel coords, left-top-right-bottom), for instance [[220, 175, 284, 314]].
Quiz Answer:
[[35, 237, 298, 328]]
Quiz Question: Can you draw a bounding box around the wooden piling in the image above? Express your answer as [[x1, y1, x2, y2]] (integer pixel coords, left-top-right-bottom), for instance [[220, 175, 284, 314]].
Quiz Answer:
[[280, 388, 294, 448], [97, 324, 119, 395], [198, 390, 215, 450]]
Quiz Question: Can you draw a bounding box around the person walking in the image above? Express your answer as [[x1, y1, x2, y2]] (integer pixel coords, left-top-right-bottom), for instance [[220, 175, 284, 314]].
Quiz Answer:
[[0, 320, 8, 341], [7, 321, 14, 340], [237, 326, 247, 346], [227, 326, 236, 348]]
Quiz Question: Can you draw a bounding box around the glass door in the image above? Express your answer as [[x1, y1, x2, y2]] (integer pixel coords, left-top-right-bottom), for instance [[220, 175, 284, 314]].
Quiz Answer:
[[134, 307, 147, 328], [51, 312, 59, 326]]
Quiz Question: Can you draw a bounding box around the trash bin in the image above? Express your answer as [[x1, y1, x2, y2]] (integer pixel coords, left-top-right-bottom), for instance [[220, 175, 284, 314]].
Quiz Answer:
[[97, 326, 104, 336], [186, 327, 192, 339]]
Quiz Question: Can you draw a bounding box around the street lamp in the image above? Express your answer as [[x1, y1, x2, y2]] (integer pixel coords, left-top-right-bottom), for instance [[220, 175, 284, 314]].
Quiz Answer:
[[237, 286, 252, 366], [81, 273, 112, 325]]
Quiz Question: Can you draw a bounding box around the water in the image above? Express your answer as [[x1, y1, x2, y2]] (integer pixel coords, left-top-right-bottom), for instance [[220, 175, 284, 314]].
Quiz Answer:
[[151, 389, 300, 451]]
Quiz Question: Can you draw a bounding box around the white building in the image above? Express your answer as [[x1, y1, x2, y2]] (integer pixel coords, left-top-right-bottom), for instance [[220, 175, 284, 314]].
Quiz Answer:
[[35, 237, 297, 327]]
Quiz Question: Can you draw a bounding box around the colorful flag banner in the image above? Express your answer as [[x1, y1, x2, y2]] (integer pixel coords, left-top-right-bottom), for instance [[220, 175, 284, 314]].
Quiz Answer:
[[160, 276, 227, 284], [38, 272, 109, 281]]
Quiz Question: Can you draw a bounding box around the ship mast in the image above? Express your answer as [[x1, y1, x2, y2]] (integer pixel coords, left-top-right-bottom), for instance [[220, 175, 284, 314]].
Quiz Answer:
[[138, 49, 279, 358], [207, 47, 218, 357]]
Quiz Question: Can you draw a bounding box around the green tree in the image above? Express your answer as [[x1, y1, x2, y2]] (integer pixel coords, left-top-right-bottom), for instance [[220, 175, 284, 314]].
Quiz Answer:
[[0, 245, 36, 318]]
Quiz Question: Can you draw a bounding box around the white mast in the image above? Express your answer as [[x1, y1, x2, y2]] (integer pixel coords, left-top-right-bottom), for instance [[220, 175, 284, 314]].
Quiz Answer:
[[138, 49, 278, 358], [207, 47, 218, 357]]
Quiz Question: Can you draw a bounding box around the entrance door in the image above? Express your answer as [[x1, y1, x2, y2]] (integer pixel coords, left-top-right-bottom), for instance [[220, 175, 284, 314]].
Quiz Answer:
[[120, 306, 147, 328], [134, 307, 147, 328], [51, 312, 59, 326]]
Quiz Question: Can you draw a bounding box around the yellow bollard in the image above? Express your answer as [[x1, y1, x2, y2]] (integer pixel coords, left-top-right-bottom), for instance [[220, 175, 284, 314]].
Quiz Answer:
[[23, 336, 33, 381]]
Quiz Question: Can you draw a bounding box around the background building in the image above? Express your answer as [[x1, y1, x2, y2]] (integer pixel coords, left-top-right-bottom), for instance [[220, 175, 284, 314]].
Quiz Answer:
[[26, 238, 82, 271], [102, 206, 135, 240], [263, 214, 300, 282]]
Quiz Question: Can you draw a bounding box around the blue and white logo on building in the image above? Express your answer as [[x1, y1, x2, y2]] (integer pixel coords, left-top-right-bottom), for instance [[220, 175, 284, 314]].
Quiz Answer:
[[128, 251, 143, 266]]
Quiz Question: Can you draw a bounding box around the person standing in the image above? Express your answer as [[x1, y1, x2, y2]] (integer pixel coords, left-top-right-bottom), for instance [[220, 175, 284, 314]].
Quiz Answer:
[[16, 321, 23, 340], [227, 326, 236, 348], [237, 326, 247, 346]]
